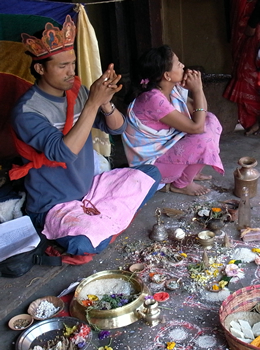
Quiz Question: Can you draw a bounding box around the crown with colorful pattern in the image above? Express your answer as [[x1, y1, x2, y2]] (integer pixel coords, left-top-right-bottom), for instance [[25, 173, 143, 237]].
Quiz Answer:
[[21, 15, 76, 60]]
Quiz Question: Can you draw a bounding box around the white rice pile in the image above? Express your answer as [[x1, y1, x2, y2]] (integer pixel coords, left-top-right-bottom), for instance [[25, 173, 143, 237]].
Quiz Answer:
[[232, 247, 256, 263], [79, 278, 134, 299]]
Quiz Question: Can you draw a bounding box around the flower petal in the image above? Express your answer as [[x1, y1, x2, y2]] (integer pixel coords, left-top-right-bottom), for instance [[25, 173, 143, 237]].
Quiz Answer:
[[153, 292, 169, 302]]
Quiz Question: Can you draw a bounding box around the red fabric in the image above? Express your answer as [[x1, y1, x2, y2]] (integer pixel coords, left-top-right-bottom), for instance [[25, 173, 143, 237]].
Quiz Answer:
[[59, 293, 74, 317], [45, 230, 122, 265], [0, 73, 33, 159], [9, 76, 81, 180], [45, 246, 95, 265], [223, 0, 260, 130]]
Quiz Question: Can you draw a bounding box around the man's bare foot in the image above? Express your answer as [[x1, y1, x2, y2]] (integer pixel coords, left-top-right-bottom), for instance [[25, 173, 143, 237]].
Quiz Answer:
[[170, 182, 210, 196], [194, 173, 212, 181]]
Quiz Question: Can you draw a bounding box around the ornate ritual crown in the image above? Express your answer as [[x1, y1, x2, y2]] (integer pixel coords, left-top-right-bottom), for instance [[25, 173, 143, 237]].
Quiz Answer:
[[21, 15, 76, 60]]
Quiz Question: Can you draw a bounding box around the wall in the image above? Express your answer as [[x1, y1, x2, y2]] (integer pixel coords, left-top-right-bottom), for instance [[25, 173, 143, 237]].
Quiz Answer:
[[73, 0, 238, 133], [160, 0, 237, 132], [161, 0, 232, 74], [80, 0, 232, 74]]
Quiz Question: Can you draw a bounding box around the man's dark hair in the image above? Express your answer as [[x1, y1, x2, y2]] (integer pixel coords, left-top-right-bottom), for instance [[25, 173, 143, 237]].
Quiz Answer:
[[29, 56, 52, 80]]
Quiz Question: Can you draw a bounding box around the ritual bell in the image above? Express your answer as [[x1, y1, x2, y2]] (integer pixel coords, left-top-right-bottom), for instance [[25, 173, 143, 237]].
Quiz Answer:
[[149, 208, 168, 241]]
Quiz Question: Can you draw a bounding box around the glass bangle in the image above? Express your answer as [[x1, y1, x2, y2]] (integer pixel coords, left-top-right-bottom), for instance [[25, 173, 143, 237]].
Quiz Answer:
[[193, 108, 207, 113]]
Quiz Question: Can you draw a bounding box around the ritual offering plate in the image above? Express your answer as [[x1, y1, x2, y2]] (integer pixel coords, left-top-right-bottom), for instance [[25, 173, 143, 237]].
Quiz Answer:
[[70, 270, 150, 329], [207, 281, 223, 293], [27, 296, 64, 320], [8, 314, 33, 331], [150, 272, 168, 284], [15, 316, 92, 350], [129, 263, 147, 274], [165, 278, 182, 291]]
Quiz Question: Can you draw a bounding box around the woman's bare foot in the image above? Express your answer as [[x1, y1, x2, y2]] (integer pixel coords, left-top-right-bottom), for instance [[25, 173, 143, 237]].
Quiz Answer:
[[245, 122, 259, 136], [194, 173, 212, 181], [170, 182, 210, 196]]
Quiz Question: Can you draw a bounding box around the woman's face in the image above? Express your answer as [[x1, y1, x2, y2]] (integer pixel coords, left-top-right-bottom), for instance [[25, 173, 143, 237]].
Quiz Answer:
[[167, 54, 185, 83]]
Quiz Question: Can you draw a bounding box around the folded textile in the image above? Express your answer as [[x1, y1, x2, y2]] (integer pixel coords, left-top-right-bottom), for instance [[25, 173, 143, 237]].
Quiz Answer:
[[43, 168, 154, 248]]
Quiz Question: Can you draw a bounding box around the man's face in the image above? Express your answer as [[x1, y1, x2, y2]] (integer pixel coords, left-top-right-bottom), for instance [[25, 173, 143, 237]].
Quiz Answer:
[[36, 49, 76, 96]]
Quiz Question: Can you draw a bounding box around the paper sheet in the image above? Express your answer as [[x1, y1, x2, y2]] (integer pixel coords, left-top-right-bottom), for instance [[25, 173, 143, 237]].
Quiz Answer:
[[0, 215, 40, 262]]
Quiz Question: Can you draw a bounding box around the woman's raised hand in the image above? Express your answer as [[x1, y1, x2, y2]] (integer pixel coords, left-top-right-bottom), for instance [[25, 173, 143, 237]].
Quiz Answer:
[[181, 69, 203, 93]]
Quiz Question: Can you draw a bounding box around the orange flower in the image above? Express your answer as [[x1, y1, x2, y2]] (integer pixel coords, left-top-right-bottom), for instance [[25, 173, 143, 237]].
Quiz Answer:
[[82, 299, 93, 307], [211, 208, 222, 213]]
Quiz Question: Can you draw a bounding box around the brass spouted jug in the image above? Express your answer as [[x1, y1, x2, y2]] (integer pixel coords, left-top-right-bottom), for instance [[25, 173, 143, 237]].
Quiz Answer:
[[136, 298, 161, 327], [234, 156, 259, 198]]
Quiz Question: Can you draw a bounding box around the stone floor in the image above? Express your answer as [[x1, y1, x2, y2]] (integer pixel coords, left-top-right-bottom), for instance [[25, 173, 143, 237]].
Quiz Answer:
[[1, 125, 260, 350]]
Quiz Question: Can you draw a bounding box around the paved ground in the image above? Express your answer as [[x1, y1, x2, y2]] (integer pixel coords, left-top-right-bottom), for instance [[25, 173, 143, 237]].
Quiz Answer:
[[1, 125, 260, 350]]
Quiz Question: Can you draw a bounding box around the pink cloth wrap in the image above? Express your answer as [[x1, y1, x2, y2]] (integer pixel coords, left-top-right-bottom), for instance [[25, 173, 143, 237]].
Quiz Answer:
[[154, 112, 224, 184], [42, 168, 155, 247]]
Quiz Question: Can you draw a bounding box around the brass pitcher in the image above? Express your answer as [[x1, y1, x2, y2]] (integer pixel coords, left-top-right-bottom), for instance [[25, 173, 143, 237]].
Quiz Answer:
[[234, 156, 259, 198]]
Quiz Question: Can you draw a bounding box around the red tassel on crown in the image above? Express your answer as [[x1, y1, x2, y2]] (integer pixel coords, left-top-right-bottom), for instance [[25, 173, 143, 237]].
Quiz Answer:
[[21, 15, 76, 60]]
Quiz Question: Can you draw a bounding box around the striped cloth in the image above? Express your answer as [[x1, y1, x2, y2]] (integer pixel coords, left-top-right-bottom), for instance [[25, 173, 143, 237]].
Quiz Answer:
[[122, 86, 189, 167]]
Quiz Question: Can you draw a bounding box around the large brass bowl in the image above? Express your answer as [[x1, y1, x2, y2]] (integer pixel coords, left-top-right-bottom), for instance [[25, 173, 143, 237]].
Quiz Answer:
[[70, 270, 150, 329]]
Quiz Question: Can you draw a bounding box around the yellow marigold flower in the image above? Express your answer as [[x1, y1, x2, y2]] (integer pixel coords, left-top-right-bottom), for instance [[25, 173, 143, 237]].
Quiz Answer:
[[211, 263, 222, 268], [180, 252, 187, 258], [228, 260, 236, 264], [212, 284, 219, 291], [211, 263, 217, 268], [87, 294, 99, 301], [252, 248, 260, 253], [219, 280, 228, 289], [166, 341, 176, 349], [212, 207, 222, 213]]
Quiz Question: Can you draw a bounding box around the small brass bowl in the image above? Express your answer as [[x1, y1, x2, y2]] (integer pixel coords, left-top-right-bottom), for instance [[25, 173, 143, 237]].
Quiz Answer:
[[198, 230, 215, 248]]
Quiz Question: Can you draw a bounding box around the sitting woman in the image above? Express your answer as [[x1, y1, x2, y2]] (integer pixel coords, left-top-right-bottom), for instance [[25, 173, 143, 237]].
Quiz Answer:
[[122, 45, 224, 196]]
